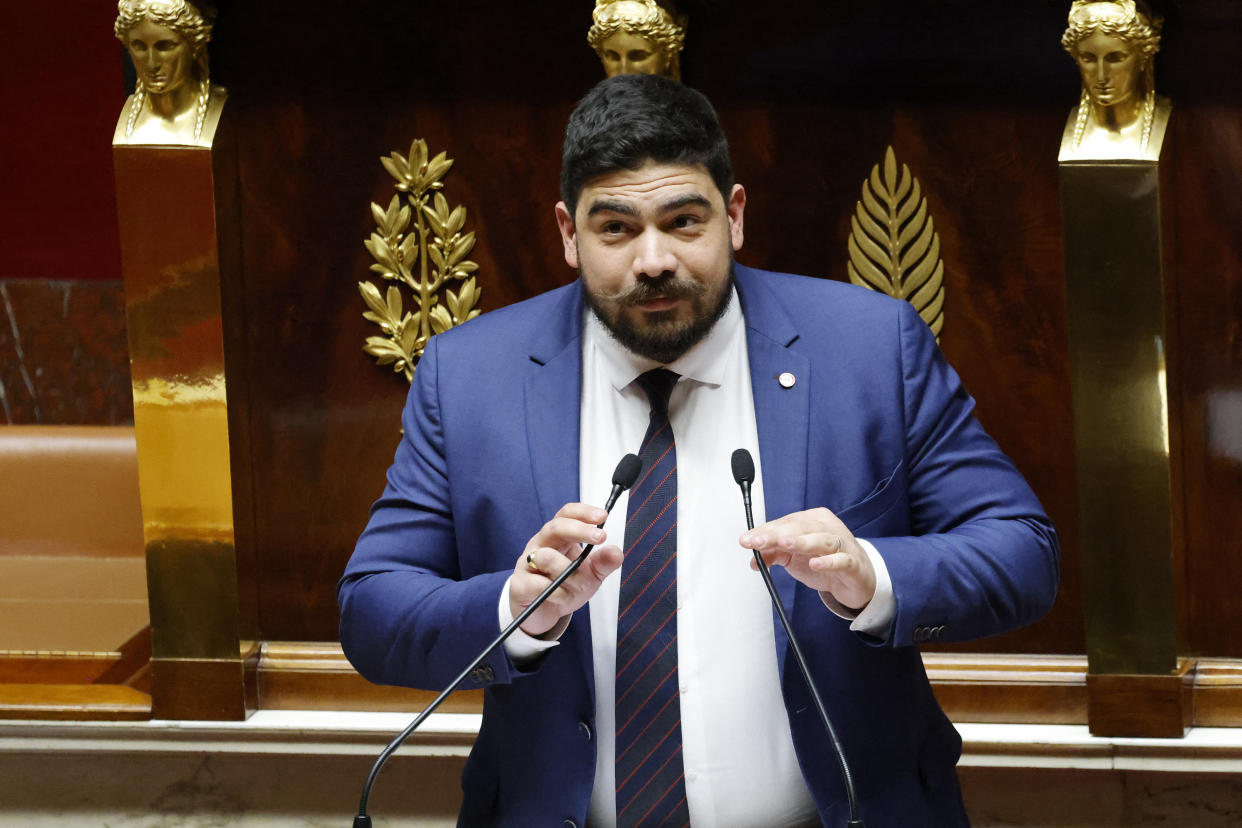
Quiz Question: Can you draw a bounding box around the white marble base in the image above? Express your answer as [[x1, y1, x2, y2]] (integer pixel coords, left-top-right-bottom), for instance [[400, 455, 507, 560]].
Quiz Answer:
[[4, 715, 1242, 826], [0, 751, 463, 827]]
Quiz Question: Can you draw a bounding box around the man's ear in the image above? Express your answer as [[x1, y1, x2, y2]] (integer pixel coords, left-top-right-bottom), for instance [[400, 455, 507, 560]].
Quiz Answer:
[[727, 184, 746, 252], [554, 201, 579, 268]]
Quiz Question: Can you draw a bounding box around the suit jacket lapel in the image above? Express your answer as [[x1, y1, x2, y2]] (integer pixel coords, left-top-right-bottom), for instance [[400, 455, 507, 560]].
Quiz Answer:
[[525, 283, 583, 521], [736, 266, 810, 678], [523, 281, 596, 696]]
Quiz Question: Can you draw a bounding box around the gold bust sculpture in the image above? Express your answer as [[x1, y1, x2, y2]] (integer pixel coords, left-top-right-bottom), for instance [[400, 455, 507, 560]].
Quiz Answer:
[[113, 0, 226, 147], [587, 0, 686, 81], [1060, 0, 1169, 160]]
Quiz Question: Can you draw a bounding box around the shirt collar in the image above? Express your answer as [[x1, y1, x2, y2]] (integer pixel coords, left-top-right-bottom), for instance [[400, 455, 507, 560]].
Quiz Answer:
[[585, 285, 742, 393]]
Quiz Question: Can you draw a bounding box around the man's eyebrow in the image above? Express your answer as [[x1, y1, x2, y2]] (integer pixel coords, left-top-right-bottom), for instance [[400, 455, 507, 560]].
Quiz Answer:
[[584, 193, 714, 219], [586, 199, 638, 218], [659, 193, 713, 213]]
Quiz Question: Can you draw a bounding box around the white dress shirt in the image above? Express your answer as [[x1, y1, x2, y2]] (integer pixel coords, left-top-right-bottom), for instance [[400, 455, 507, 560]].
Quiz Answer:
[[499, 288, 894, 826]]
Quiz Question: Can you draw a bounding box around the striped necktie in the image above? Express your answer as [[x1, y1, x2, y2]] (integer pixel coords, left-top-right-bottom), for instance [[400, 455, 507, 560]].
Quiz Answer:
[[615, 368, 690, 827]]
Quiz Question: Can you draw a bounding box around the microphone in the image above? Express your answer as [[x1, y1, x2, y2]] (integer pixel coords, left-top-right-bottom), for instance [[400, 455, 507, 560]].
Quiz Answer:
[[730, 449, 865, 828], [731, 447, 755, 519], [612, 452, 643, 492], [352, 453, 642, 827]]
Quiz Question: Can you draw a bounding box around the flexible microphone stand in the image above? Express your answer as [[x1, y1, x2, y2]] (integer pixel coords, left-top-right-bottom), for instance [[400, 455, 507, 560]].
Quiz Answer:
[[351, 453, 643, 827], [731, 449, 865, 828]]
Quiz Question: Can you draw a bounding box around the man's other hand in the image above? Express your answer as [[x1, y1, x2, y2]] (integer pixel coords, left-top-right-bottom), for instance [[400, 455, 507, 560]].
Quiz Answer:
[[510, 503, 623, 637], [740, 508, 876, 611]]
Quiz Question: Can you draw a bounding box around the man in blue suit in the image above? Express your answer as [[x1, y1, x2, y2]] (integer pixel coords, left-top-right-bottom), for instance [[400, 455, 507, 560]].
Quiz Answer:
[[340, 74, 1058, 827]]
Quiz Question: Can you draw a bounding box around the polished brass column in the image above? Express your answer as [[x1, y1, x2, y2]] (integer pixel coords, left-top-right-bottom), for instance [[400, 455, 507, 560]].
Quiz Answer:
[[113, 105, 256, 720], [1060, 144, 1188, 737]]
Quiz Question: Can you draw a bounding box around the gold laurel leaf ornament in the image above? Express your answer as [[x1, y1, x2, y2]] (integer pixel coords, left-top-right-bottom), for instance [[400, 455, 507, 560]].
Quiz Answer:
[[359, 138, 482, 381], [847, 146, 945, 339]]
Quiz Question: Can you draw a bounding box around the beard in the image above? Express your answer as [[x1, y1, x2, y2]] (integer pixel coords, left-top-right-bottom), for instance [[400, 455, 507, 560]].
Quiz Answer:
[[582, 262, 735, 364]]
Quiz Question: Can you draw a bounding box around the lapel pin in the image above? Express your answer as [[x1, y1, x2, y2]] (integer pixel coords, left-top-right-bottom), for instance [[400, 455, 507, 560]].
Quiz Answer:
[[778, 372, 796, 389]]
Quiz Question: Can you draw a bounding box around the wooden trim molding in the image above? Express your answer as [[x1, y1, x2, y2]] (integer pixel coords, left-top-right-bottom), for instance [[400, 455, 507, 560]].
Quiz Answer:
[[0, 627, 153, 721], [257, 642, 482, 713], [0, 684, 150, 721], [7, 643, 1242, 729], [254, 645, 1242, 732], [1190, 659, 1242, 727], [0, 627, 150, 687], [923, 653, 1088, 725], [257, 644, 1089, 722]]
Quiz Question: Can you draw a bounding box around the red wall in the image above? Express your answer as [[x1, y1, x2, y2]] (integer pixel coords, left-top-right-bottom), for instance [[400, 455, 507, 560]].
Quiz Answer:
[[0, 2, 125, 281]]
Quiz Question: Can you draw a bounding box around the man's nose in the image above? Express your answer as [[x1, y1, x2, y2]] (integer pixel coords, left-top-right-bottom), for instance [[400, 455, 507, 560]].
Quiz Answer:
[[632, 231, 678, 279]]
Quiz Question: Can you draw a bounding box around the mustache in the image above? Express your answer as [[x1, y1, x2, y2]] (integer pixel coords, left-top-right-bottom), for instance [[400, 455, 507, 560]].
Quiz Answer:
[[594, 275, 706, 306]]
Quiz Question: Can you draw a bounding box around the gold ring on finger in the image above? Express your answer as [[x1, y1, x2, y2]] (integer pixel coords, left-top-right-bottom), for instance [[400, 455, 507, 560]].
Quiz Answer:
[[526, 552, 539, 572]]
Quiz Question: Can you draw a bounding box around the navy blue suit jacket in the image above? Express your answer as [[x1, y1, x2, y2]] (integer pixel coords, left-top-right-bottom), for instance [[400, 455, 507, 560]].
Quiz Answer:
[[339, 265, 1059, 827]]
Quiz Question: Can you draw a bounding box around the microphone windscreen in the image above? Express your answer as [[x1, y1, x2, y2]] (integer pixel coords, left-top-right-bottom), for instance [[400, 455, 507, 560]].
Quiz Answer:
[[731, 448, 755, 485], [613, 453, 643, 490]]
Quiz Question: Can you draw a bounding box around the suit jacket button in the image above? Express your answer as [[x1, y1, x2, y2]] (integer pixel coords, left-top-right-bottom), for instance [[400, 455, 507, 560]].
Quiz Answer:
[[563, 820, 578, 828], [578, 721, 593, 741], [470, 665, 494, 683], [913, 627, 926, 643]]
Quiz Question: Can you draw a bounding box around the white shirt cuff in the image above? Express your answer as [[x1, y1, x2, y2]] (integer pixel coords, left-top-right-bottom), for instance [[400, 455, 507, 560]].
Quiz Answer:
[[498, 576, 566, 664], [819, 538, 895, 639]]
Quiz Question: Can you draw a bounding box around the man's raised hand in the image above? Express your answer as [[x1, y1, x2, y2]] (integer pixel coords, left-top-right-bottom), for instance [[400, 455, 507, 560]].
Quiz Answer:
[[740, 507, 876, 611], [510, 502, 624, 637]]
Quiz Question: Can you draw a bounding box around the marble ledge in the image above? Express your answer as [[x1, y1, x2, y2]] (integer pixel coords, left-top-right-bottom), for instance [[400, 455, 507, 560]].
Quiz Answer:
[[4, 713, 1242, 772], [0, 711, 481, 758]]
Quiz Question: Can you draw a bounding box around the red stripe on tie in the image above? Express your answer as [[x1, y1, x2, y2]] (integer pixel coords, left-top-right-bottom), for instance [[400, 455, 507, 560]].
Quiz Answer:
[[616, 681, 679, 761], [618, 539, 677, 617], [615, 635, 677, 710], [625, 459, 676, 526], [615, 610, 676, 677], [617, 579, 674, 646], [657, 796, 689, 826], [621, 493, 677, 557], [634, 421, 672, 476], [619, 522, 677, 592], [617, 741, 683, 813], [631, 770, 688, 825]]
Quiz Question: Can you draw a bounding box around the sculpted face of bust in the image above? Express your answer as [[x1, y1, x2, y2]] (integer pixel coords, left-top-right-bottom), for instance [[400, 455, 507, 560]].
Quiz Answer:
[[588, 0, 685, 81], [123, 18, 194, 95], [599, 29, 669, 77], [1058, 0, 1168, 159], [1073, 30, 1141, 109], [113, 0, 221, 145]]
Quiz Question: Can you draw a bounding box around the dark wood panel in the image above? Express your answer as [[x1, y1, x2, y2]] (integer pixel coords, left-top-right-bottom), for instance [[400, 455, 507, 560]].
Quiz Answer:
[[1168, 106, 1242, 658], [200, 1, 1238, 658]]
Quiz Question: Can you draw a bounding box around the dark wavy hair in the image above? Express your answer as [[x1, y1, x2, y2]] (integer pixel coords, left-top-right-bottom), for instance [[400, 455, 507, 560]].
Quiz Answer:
[[560, 74, 734, 215]]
